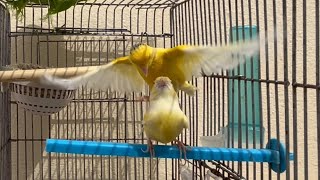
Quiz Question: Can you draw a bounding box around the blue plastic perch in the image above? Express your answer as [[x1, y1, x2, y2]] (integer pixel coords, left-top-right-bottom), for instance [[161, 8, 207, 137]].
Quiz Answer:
[[46, 138, 293, 173]]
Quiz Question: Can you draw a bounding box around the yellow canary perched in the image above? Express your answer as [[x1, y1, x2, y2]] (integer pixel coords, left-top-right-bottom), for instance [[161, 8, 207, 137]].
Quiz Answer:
[[142, 76, 189, 157], [43, 39, 259, 96]]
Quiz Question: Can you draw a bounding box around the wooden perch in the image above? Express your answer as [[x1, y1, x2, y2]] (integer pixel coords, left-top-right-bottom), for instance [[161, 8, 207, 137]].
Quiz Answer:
[[0, 66, 99, 82]]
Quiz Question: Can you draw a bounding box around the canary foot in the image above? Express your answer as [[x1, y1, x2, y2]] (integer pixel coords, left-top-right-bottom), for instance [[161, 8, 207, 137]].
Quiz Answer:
[[142, 139, 155, 157], [174, 140, 191, 163]]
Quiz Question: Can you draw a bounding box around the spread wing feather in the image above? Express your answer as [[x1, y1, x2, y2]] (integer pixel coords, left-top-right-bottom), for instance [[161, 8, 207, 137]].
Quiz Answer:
[[169, 38, 260, 81], [39, 56, 145, 93]]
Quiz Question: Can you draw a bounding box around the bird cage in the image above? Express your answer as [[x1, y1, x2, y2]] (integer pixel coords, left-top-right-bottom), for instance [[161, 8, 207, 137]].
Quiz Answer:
[[0, 2, 11, 179], [0, 0, 319, 180]]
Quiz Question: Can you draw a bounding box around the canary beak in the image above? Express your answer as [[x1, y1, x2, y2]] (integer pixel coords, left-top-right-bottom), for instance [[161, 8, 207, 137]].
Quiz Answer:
[[141, 66, 149, 76]]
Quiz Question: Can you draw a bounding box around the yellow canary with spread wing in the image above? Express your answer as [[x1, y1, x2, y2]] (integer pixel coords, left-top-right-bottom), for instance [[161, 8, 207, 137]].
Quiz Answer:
[[43, 39, 259, 96], [142, 76, 189, 157]]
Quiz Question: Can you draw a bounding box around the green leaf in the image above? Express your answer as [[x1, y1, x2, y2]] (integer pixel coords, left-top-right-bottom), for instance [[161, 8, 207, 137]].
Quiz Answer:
[[4, 0, 87, 20]]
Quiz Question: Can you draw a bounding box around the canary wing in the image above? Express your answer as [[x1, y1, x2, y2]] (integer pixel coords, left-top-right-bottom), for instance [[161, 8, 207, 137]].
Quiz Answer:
[[167, 38, 260, 80], [40, 56, 145, 93]]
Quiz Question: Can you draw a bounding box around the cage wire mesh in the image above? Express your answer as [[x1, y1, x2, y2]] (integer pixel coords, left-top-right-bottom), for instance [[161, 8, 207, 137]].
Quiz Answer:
[[0, 2, 11, 180], [0, 0, 319, 179]]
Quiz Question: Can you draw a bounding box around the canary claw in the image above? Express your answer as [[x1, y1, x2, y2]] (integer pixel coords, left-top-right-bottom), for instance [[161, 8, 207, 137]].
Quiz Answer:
[[174, 140, 190, 163], [142, 139, 155, 158]]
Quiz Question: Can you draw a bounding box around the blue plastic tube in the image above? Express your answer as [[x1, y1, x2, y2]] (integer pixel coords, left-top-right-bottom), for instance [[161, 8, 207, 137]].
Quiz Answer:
[[46, 139, 280, 164]]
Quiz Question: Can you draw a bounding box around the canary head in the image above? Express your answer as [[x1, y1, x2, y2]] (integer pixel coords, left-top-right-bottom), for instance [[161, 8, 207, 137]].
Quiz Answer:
[[129, 43, 155, 76], [153, 76, 173, 91]]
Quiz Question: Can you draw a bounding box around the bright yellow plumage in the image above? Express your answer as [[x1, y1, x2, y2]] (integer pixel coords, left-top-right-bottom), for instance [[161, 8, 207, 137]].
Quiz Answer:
[[129, 40, 259, 95], [143, 77, 188, 144], [142, 76, 189, 156], [42, 39, 260, 96]]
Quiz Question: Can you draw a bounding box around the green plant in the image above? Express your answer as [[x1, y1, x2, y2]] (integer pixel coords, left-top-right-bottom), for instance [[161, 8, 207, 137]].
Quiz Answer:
[[5, 0, 87, 20]]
